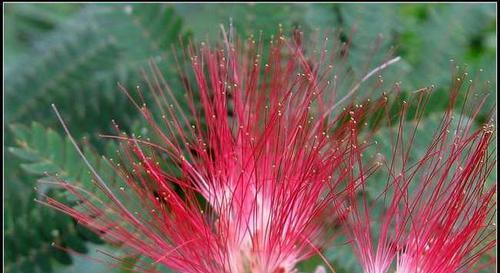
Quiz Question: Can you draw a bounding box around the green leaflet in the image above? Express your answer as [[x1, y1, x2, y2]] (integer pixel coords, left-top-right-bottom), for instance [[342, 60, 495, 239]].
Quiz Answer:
[[5, 3, 190, 144], [5, 122, 119, 273]]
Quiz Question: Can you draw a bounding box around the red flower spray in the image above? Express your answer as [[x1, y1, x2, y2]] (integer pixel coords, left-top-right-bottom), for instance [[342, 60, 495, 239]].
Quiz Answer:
[[40, 26, 495, 273], [343, 70, 496, 273]]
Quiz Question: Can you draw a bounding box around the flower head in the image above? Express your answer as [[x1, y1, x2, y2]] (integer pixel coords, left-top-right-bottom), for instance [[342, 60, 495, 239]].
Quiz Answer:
[[44, 28, 400, 273], [343, 73, 496, 273], [40, 26, 495, 273]]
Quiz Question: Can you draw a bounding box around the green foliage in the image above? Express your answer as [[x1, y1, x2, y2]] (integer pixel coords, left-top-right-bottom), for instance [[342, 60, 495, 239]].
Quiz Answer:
[[4, 3, 496, 273], [5, 3, 190, 145], [5, 122, 122, 273], [174, 3, 306, 40], [6, 29, 119, 125], [4, 4, 192, 272], [4, 3, 83, 65], [9, 122, 119, 192]]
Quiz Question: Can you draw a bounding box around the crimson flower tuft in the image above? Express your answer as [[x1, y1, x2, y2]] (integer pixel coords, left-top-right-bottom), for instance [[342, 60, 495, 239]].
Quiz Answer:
[[45, 28, 398, 273], [40, 27, 496, 273], [343, 72, 496, 273]]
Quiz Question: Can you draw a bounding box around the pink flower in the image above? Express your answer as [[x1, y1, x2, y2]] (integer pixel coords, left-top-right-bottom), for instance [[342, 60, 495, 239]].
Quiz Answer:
[[43, 28, 401, 273], [40, 26, 495, 273], [343, 75, 496, 273]]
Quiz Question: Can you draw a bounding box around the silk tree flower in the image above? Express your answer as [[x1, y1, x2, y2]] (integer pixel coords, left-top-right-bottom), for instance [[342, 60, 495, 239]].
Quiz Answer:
[[343, 73, 496, 273], [42, 28, 399, 273]]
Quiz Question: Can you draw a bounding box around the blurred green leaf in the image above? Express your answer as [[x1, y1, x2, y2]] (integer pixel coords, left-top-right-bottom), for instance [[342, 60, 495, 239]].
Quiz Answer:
[[5, 122, 123, 273]]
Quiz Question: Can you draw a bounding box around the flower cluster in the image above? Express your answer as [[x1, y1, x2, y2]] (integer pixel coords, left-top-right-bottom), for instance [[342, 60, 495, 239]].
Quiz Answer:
[[43, 28, 496, 273]]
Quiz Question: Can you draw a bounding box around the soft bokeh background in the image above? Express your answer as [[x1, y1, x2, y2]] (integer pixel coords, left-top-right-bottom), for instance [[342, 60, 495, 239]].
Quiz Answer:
[[4, 3, 497, 273]]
